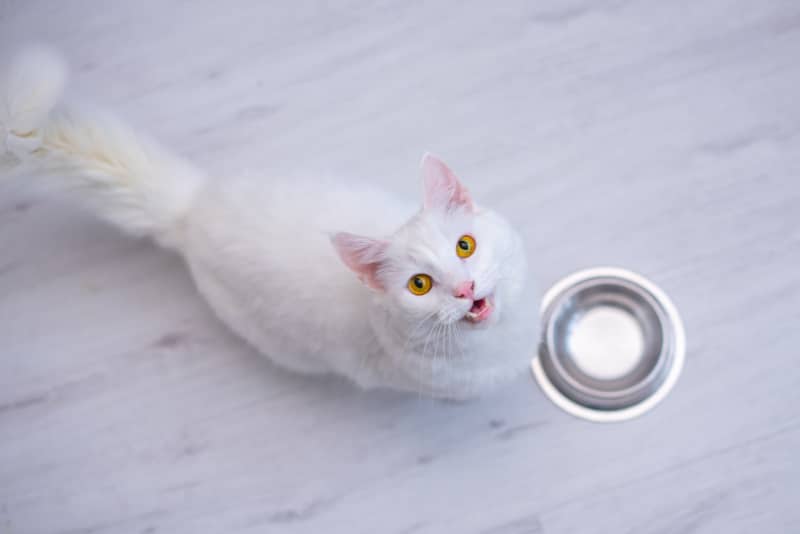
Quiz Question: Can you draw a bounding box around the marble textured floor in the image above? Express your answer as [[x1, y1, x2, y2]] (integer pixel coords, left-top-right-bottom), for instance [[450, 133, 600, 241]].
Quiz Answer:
[[1, 1, 799, 533]]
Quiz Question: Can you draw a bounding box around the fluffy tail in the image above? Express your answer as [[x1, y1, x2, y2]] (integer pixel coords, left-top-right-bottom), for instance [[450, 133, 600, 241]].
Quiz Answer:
[[1, 46, 204, 248]]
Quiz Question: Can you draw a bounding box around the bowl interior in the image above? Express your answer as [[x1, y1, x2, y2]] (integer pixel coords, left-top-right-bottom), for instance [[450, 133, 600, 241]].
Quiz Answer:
[[543, 277, 672, 409]]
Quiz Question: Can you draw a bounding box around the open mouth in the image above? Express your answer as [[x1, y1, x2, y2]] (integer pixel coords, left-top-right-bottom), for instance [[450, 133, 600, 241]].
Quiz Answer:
[[464, 296, 493, 323]]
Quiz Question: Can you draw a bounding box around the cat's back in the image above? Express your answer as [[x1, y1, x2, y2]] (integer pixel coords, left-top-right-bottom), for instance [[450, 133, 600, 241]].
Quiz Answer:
[[180, 173, 414, 373], [187, 173, 414, 250]]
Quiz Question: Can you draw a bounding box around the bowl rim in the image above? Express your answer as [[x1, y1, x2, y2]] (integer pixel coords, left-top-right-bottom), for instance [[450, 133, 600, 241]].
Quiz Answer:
[[531, 266, 686, 423]]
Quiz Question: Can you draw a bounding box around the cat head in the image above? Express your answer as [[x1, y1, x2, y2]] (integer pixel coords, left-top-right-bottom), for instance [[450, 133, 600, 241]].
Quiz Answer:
[[332, 154, 527, 333]]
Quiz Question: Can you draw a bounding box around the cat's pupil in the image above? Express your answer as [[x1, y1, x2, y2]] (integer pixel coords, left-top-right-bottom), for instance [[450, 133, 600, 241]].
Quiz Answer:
[[459, 240, 469, 250], [414, 277, 424, 289]]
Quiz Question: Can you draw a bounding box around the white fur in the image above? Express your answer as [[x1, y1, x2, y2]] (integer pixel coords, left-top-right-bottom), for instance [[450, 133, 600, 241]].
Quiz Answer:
[[1, 48, 538, 398], [1, 49, 202, 247]]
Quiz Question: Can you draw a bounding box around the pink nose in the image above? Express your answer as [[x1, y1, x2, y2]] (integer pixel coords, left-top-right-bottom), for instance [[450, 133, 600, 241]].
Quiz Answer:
[[454, 281, 475, 300]]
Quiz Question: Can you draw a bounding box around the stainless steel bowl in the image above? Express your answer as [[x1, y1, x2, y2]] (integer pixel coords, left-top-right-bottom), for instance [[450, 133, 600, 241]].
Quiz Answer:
[[531, 267, 685, 422]]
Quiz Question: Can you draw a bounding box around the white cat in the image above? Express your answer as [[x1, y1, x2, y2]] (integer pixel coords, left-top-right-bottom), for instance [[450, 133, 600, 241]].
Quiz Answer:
[[1, 48, 538, 398]]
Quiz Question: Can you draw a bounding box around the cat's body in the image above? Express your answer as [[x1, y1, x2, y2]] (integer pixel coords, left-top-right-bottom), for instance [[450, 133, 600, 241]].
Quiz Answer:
[[186, 179, 415, 384], [1, 48, 538, 398]]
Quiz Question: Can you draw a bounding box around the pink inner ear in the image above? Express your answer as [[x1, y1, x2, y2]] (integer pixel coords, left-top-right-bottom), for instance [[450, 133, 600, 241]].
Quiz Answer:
[[331, 232, 389, 291], [421, 153, 474, 212]]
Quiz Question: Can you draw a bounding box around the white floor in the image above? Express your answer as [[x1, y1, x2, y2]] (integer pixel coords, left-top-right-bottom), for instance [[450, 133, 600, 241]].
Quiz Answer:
[[2, 1, 799, 533]]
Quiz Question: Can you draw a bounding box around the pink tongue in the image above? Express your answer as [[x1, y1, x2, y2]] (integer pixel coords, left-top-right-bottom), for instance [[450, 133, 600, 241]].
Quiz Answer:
[[471, 299, 485, 313]]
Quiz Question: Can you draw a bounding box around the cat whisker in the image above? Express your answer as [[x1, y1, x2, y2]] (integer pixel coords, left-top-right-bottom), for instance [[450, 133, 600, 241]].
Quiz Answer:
[[445, 323, 458, 397], [421, 321, 441, 397], [403, 311, 438, 352]]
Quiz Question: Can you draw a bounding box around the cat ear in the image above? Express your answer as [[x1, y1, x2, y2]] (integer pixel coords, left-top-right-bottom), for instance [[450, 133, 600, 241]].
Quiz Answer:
[[421, 153, 474, 213], [331, 232, 390, 291]]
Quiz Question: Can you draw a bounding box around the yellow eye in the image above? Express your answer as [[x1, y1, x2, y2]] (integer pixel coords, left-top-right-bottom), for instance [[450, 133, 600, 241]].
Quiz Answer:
[[408, 274, 433, 295], [456, 235, 476, 258]]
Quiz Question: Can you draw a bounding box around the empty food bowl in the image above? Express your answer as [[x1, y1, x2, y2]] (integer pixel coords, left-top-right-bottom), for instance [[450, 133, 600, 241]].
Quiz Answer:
[[532, 267, 685, 422]]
